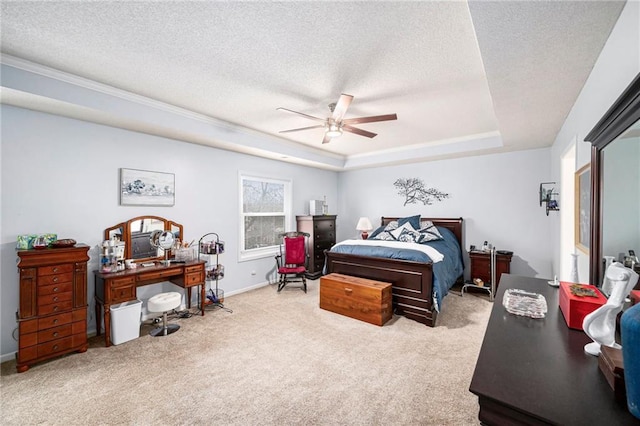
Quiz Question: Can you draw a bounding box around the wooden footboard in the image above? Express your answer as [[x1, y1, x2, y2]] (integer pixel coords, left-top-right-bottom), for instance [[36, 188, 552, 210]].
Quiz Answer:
[[324, 217, 464, 327], [324, 251, 437, 326]]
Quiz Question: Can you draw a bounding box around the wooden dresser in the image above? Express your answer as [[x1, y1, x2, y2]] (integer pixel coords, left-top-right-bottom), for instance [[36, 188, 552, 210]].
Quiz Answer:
[[470, 274, 638, 425], [16, 244, 90, 373], [468, 250, 512, 289], [320, 273, 392, 326], [296, 215, 336, 279]]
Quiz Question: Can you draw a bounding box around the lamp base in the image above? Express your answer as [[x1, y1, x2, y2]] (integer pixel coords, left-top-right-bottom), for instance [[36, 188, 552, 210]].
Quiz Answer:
[[361, 232, 369, 240]]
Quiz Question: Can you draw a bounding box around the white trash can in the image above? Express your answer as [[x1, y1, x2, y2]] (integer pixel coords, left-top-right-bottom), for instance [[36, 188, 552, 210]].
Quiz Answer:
[[110, 299, 142, 345]]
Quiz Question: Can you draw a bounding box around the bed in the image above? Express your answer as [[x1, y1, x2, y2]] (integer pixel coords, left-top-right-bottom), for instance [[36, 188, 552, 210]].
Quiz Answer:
[[324, 217, 464, 327]]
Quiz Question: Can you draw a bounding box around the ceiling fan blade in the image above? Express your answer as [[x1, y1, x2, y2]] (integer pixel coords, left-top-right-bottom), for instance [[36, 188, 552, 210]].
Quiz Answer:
[[331, 94, 354, 121], [279, 125, 325, 134], [276, 107, 325, 122], [322, 133, 333, 144], [342, 113, 398, 125], [342, 124, 377, 138]]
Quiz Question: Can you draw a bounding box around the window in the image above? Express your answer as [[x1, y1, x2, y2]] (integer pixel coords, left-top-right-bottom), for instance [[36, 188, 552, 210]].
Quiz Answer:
[[239, 173, 292, 261]]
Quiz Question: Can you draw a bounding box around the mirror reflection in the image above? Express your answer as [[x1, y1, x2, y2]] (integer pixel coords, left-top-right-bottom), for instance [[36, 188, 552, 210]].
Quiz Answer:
[[104, 216, 183, 262], [600, 119, 640, 287], [130, 218, 166, 259]]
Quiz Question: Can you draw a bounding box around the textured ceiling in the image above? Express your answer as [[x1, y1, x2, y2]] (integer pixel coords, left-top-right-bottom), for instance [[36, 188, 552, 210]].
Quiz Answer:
[[0, 1, 627, 168]]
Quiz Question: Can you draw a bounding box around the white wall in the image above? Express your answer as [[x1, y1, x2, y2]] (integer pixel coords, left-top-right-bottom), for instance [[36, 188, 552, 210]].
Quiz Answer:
[[550, 0, 640, 283], [336, 148, 553, 281], [0, 105, 338, 359]]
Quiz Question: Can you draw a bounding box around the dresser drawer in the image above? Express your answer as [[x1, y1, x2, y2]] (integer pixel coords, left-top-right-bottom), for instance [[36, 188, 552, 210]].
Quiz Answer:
[[185, 272, 204, 286], [38, 291, 73, 307], [38, 282, 73, 296], [137, 269, 180, 281], [38, 300, 73, 316], [110, 285, 135, 303], [38, 337, 73, 357], [111, 276, 136, 287], [313, 260, 325, 272], [314, 232, 335, 242], [314, 241, 334, 251], [39, 312, 73, 330], [38, 272, 73, 286], [38, 324, 72, 344], [314, 220, 335, 233], [185, 265, 204, 274], [38, 264, 73, 276]]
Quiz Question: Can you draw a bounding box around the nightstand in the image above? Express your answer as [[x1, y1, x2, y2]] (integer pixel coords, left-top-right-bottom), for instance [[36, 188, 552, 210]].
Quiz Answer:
[[469, 250, 513, 290]]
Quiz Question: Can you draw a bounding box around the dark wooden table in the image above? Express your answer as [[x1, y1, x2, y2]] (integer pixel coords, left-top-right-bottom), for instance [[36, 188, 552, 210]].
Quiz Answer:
[[469, 274, 637, 425]]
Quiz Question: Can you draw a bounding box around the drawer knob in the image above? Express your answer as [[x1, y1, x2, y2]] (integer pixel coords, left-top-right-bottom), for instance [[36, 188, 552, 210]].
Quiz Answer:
[[53, 287, 59, 292], [53, 267, 59, 272], [53, 296, 59, 302], [53, 345, 58, 351], [53, 319, 58, 324], [53, 306, 59, 311], [53, 332, 59, 337], [53, 277, 59, 282], [344, 287, 353, 294]]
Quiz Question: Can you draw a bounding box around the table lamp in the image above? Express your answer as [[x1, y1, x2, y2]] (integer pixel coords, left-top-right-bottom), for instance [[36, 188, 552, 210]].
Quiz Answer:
[[356, 217, 373, 239]]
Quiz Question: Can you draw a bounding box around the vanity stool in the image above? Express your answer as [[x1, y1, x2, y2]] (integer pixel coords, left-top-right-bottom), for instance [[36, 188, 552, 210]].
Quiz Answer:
[[147, 292, 182, 337]]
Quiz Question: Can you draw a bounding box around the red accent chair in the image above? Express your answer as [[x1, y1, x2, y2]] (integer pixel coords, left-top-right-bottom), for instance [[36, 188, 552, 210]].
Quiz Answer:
[[275, 232, 310, 293]]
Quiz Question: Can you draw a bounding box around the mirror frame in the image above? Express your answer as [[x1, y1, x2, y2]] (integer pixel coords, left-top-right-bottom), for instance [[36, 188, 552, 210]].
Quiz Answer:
[[104, 215, 183, 262], [585, 72, 640, 285]]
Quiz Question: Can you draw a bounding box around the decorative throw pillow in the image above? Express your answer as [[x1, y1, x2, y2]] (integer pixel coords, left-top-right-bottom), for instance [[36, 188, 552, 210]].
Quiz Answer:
[[395, 228, 422, 243], [398, 215, 421, 230], [371, 230, 396, 241], [369, 221, 398, 239], [417, 221, 443, 243], [390, 222, 420, 242]]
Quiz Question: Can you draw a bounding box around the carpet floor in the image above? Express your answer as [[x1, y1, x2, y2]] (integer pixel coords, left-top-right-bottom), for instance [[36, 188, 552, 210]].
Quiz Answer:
[[1, 280, 491, 425]]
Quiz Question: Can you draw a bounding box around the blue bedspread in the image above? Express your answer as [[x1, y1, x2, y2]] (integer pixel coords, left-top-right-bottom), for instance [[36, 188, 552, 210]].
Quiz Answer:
[[329, 227, 464, 311]]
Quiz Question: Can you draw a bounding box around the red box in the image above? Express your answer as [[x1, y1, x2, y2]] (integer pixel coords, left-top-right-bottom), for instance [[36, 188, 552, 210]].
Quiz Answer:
[[559, 282, 607, 330]]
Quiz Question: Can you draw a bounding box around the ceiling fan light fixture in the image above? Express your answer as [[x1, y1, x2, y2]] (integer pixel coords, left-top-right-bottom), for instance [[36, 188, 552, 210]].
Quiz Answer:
[[326, 123, 342, 138]]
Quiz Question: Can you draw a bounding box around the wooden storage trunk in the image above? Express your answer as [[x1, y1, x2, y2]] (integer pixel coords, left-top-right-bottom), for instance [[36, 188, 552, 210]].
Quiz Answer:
[[320, 273, 392, 326]]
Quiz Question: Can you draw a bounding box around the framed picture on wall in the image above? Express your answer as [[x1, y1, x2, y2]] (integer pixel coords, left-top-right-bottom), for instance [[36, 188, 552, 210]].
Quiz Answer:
[[575, 164, 590, 253], [120, 168, 175, 206]]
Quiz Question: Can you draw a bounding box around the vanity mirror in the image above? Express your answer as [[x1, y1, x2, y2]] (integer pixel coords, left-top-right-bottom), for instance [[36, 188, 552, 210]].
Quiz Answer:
[[104, 215, 183, 262], [585, 72, 640, 288]]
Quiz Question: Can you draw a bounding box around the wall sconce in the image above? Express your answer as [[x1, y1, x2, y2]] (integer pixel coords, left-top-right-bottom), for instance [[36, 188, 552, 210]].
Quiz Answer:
[[356, 217, 373, 239], [540, 182, 559, 216]]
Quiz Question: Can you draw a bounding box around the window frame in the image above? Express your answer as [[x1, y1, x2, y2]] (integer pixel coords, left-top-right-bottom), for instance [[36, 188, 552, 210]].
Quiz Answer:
[[238, 172, 293, 262]]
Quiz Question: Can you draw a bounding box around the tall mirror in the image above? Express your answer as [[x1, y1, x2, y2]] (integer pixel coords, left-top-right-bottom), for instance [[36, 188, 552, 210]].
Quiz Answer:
[[586, 72, 640, 288], [104, 215, 183, 262]]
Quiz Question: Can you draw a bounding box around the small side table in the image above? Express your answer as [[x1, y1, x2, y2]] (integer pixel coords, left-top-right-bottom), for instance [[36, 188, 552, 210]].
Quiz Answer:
[[462, 249, 513, 300]]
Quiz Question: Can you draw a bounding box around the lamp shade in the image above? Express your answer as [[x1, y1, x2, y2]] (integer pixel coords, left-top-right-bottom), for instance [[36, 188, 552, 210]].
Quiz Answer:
[[356, 217, 373, 232]]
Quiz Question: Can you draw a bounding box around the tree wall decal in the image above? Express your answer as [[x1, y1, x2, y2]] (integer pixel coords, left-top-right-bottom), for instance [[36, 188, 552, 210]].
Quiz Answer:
[[393, 178, 450, 206]]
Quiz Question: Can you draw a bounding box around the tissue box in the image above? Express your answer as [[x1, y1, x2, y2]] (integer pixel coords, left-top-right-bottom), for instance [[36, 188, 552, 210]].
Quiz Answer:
[[17, 235, 37, 250], [559, 282, 606, 329]]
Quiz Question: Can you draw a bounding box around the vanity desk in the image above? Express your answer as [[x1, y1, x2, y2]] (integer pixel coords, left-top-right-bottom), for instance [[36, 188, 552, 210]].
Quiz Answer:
[[94, 260, 205, 346], [96, 216, 206, 347]]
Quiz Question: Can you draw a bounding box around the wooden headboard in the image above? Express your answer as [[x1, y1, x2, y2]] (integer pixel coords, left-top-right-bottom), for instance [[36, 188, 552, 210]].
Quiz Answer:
[[380, 217, 464, 247]]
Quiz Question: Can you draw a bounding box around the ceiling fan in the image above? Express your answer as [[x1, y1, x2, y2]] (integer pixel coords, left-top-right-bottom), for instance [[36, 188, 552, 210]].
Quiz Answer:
[[277, 94, 397, 144]]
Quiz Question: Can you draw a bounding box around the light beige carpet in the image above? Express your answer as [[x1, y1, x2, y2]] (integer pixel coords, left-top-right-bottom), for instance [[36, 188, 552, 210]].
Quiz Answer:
[[0, 280, 491, 425]]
